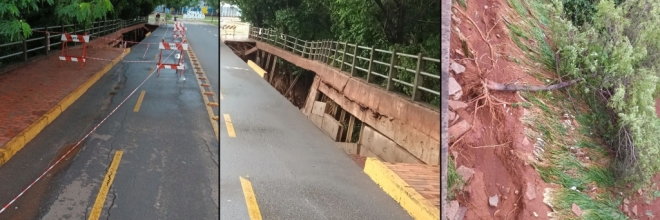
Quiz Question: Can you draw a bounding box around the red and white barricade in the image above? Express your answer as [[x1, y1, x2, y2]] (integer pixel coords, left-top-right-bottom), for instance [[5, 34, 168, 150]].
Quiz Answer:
[[156, 39, 188, 77], [173, 22, 187, 39], [59, 33, 90, 68]]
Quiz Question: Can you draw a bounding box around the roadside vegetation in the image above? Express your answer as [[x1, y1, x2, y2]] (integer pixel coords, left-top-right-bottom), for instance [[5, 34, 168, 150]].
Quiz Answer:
[[225, 0, 441, 106], [480, 0, 660, 217], [0, 0, 203, 67]]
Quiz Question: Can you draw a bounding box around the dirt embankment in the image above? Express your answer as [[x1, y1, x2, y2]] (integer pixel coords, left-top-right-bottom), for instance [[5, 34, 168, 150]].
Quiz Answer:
[[447, 0, 553, 219]]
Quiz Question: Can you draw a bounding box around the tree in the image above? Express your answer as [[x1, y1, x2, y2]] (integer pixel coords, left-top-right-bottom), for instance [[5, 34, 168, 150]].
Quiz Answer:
[[0, 0, 117, 40], [551, 0, 660, 183]]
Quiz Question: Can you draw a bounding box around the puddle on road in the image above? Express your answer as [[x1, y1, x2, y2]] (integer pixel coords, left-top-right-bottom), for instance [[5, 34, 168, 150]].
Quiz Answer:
[[0, 142, 86, 220]]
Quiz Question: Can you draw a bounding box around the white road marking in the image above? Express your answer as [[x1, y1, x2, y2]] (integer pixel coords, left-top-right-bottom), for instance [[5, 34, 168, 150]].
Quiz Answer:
[[223, 66, 250, 71]]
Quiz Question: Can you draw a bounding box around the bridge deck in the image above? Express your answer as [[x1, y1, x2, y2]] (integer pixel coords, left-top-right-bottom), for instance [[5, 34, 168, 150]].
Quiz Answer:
[[219, 32, 412, 219]]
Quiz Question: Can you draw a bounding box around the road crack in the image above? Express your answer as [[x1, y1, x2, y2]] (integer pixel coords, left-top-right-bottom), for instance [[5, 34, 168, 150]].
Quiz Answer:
[[107, 108, 128, 159], [106, 190, 117, 220], [201, 137, 218, 166]]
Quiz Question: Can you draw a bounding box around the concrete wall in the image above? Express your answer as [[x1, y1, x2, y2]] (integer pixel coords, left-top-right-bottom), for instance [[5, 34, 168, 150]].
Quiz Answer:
[[254, 42, 440, 165]]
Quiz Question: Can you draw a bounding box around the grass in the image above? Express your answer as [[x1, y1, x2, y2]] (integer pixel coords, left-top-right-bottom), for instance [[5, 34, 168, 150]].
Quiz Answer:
[[521, 90, 623, 218], [457, 0, 467, 9], [552, 189, 626, 219], [508, 0, 529, 17], [447, 156, 464, 200]]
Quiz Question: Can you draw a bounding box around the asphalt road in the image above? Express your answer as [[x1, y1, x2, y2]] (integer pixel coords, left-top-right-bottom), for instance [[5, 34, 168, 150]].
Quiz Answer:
[[180, 22, 219, 118], [0, 25, 218, 219], [218, 25, 412, 219]]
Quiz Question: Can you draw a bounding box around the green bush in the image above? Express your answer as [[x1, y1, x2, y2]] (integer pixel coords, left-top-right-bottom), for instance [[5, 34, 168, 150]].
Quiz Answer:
[[550, 0, 660, 185]]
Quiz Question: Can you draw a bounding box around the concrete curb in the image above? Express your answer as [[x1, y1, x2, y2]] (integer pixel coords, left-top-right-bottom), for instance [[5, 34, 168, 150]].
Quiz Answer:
[[0, 48, 131, 167], [246, 60, 266, 78], [363, 157, 440, 220]]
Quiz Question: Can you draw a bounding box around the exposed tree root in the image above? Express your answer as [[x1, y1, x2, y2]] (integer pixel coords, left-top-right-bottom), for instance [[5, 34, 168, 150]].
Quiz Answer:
[[485, 78, 583, 91]]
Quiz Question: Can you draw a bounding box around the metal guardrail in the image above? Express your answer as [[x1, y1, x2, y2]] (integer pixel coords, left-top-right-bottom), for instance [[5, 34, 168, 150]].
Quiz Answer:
[[0, 17, 147, 65], [248, 27, 440, 105]]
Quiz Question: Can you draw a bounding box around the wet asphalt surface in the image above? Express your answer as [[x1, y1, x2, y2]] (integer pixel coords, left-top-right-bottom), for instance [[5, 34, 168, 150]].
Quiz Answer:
[[0, 25, 218, 219], [217, 25, 412, 219], [0, 21, 411, 220]]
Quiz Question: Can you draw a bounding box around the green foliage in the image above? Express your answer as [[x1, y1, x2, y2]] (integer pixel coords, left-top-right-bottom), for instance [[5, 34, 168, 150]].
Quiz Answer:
[[230, 0, 440, 106], [0, 0, 53, 40], [54, 0, 114, 27], [551, 0, 660, 184], [0, 0, 138, 40]]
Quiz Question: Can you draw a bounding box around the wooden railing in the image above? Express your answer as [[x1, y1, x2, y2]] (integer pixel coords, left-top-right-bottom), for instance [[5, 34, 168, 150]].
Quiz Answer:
[[249, 27, 440, 107]]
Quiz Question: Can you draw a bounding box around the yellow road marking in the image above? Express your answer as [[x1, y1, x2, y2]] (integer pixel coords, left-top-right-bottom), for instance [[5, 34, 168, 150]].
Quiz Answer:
[[223, 114, 236, 137], [88, 151, 124, 220], [240, 177, 263, 220], [133, 90, 146, 112]]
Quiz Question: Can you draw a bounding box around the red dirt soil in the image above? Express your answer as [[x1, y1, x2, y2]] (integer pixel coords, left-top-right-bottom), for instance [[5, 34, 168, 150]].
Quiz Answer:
[[449, 0, 552, 219]]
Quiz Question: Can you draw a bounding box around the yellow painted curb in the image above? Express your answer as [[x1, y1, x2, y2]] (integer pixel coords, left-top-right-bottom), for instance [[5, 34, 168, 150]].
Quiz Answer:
[[0, 48, 131, 167], [186, 48, 219, 141], [363, 157, 440, 220], [247, 60, 266, 78], [146, 32, 151, 37]]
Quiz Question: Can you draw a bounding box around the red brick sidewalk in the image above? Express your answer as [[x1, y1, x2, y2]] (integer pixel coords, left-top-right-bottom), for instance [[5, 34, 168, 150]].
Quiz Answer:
[[0, 47, 124, 163]]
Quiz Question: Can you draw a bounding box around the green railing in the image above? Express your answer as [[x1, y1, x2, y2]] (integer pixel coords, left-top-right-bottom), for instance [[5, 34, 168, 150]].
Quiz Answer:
[[249, 27, 440, 107], [0, 17, 148, 66]]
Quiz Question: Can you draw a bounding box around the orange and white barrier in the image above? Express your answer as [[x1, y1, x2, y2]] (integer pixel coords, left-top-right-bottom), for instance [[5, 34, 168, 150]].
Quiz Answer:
[[173, 22, 187, 39], [59, 33, 90, 68], [156, 39, 188, 77]]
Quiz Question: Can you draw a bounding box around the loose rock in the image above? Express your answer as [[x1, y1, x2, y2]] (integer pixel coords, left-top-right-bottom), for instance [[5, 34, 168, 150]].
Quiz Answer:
[[447, 200, 459, 220], [449, 120, 471, 140], [525, 182, 537, 201], [448, 77, 463, 100], [448, 100, 468, 111], [489, 195, 499, 207], [572, 203, 582, 216], [450, 62, 466, 74], [449, 111, 457, 122], [456, 166, 475, 182], [632, 205, 638, 216]]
